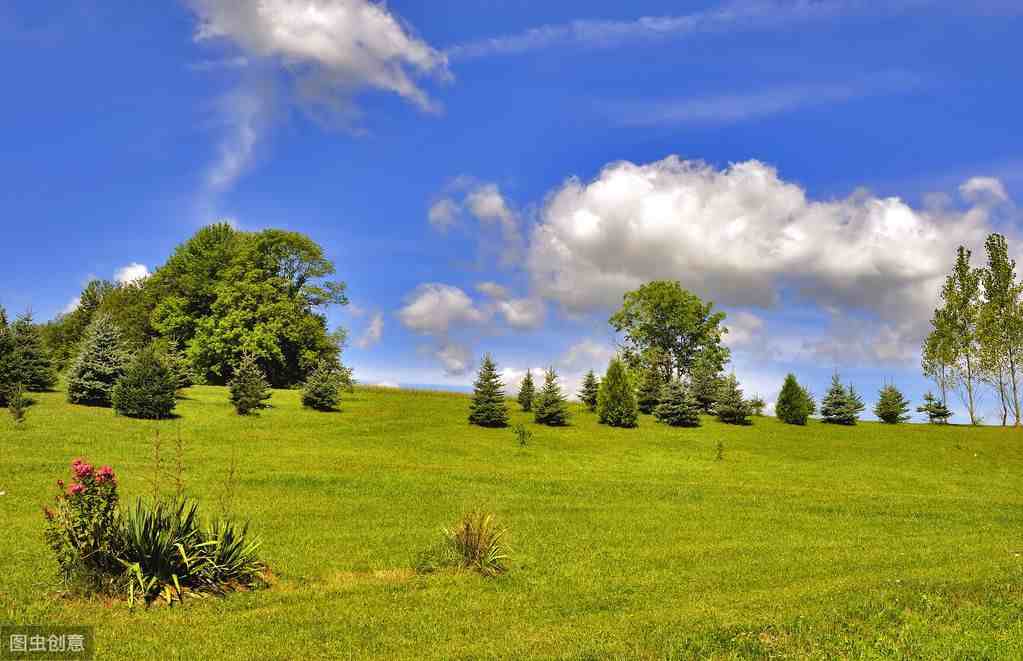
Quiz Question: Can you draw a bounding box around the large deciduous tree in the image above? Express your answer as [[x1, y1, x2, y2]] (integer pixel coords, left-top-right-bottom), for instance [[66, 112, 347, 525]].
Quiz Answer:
[[978, 233, 1022, 426], [934, 247, 982, 425]]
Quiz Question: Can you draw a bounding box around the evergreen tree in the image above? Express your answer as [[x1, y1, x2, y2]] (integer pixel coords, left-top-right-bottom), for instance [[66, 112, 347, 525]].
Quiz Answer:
[[690, 352, 724, 413], [874, 383, 911, 424], [917, 391, 952, 424], [820, 374, 862, 425], [847, 385, 866, 421], [228, 352, 272, 415], [67, 314, 129, 407], [714, 373, 752, 425], [597, 357, 638, 428], [748, 395, 766, 417], [534, 367, 569, 426], [578, 370, 600, 412], [635, 365, 664, 415], [468, 354, 509, 428], [12, 313, 56, 392], [301, 360, 346, 411], [653, 380, 701, 427], [162, 343, 194, 391], [111, 345, 178, 419], [0, 307, 16, 406], [517, 369, 536, 412], [776, 373, 814, 425]]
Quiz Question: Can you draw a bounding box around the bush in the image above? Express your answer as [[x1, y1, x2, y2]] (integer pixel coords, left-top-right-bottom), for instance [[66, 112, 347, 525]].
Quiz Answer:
[[918, 391, 952, 424], [228, 353, 271, 415], [578, 370, 600, 412], [597, 357, 638, 428], [468, 354, 509, 428], [749, 395, 766, 416], [636, 365, 665, 415], [112, 346, 178, 419], [517, 369, 536, 412], [11, 312, 57, 392], [653, 380, 701, 427], [443, 509, 509, 577], [301, 360, 349, 411], [714, 374, 752, 425], [821, 374, 864, 425], [67, 314, 129, 407], [874, 383, 911, 424], [690, 354, 724, 413], [776, 374, 815, 425], [513, 424, 533, 447], [8, 382, 27, 425], [534, 367, 569, 426]]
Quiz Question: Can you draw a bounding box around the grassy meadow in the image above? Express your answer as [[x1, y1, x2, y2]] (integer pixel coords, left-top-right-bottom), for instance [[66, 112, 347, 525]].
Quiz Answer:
[[2, 385, 1022, 659]]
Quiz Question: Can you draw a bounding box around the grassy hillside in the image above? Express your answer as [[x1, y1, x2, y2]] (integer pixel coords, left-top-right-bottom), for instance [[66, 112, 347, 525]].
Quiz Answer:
[[2, 385, 1022, 659]]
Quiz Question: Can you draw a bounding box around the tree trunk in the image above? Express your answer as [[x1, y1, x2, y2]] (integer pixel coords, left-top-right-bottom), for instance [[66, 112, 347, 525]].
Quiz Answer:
[[965, 355, 978, 425], [1009, 350, 1021, 427]]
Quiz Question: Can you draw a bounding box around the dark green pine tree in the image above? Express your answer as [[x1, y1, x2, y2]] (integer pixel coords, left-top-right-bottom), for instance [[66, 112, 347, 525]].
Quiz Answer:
[[714, 373, 752, 425], [653, 380, 701, 427], [111, 344, 178, 419], [874, 383, 911, 424], [690, 353, 723, 413], [12, 313, 57, 392], [468, 353, 509, 427], [301, 359, 345, 411], [776, 373, 814, 425], [67, 314, 129, 407], [578, 370, 600, 412], [917, 391, 952, 424], [0, 307, 17, 406], [228, 352, 272, 415], [821, 374, 862, 425], [534, 367, 569, 426], [162, 343, 194, 391], [635, 365, 664, 415], [846, 384, 866, 423], [597, 357, 638, 428], [517, 369, 536, 412]]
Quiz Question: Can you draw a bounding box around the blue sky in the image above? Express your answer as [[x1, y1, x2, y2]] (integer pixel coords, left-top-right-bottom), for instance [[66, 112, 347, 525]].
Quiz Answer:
[[2, 1, 1022, 420]]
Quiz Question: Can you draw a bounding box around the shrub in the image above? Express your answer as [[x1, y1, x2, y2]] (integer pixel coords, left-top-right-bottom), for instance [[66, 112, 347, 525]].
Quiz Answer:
[[301, 360, 348, 411], [821, 374, 863, 425], [513, 423, 533, 447], [918, 391, 952, 424], [228, 353, 271, 415], [874, 383, 911, 424], [67, 314, 129, 407], [653, 380, 701, 427], [444, 509, 509, 577], [468, 354, 509, 428], [8, 382, 27, 425], [635, 366, 665, 415], [161, 343, 194, 391], [598, 357, 638, 428], [776, 374, 815, 425], [517, 369, 536, 412], [534, 367, 569, 426], [690, 353, 724, 413], [714, 374, 752, 425], [112, 345, 178, 419], [11, 312, 57, 392], [578, 370, 600, 412], [749, 395, 766, 416]]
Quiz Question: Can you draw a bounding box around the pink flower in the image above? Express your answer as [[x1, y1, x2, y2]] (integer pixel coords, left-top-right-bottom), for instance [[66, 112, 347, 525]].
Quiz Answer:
[[96, 466, 115, 483], [72, 461, 94, 480], [67, 482, 84, 496]]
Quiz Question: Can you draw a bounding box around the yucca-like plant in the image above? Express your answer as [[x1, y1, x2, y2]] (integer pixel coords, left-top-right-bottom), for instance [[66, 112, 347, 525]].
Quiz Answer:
[[443, 510, 509, 577], [203, 519, 266, 592]]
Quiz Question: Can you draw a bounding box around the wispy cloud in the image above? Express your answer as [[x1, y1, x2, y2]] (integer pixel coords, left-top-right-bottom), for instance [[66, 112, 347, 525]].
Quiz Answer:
[[608, 71, 923, 126]]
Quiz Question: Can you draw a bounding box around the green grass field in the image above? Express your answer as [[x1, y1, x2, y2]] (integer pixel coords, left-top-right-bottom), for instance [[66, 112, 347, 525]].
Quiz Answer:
[[2, 386, 1022, 659]]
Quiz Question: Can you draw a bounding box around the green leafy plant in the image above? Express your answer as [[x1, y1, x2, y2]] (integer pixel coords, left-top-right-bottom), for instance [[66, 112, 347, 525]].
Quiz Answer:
[[67, 314, 129, 407], [533, 367, 569, 426], [577, 370, 600, 412], [8, 382, 27, 426], [653, 380, 701, 427], [874, 383, 911, 424], [776, 374, 815, 425], [714, 374, 752, 425], [517, 369, 535, 412], [112, 345, 178, 419], [301, 360, 351, 411], [597, 357, 638, 428], [443, 509, 509, 577], [716, 440, 725, 461], [636, 365, 665, 415], [468, 354, 509, 428], [918, 391, 952, 424], [513, 423, 532, 447], [228, 353, 271, 415]]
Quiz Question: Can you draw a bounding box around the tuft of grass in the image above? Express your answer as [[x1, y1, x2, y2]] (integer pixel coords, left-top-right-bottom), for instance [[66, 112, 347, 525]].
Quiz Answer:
[[443, 509, 509, 577], [513, 423, 532, 447]]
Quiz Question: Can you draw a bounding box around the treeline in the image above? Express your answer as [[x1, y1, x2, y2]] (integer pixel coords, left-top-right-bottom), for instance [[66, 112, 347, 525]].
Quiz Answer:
[[924, 233, 1021, 426]]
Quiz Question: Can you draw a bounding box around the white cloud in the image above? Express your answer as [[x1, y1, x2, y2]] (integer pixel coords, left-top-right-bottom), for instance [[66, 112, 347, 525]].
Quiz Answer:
[[374, 381, 400, 388], [433, 341, 474, 376], [559, 339, 616, 372], [427, 179, 524, 263], [725, 311, 765, 349], [355, 312, 384, 349], [114, 263, 150, 284], [494, 298, 545, 330], [959, 176, 1009, 204], [428, 198, 460, 231], [398, 283, 487, 335], [61, 297, 81, 315], [476, 281, 511, 300]]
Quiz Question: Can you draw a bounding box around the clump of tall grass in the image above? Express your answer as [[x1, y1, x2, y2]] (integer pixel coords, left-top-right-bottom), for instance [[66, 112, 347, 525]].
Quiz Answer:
[[415, 509, 510, 577]]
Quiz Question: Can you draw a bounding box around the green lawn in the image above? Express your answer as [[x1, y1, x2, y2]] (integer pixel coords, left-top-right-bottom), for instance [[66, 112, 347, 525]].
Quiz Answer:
[[2, 385, 1022, 659]]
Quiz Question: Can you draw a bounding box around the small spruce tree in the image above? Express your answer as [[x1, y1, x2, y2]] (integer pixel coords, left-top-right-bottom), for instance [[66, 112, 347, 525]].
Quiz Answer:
[[534, 367, 569, 426], [714, 373, 752, 425], [597, 357, 638, 428], [162, 343, 194, 392], [820, 374, 862, 425], [874, 383, 911, 424], [301, 360, 346, 411], [112, 345, 178, 419], [468, 354, 509, 427], [847, 384, 866, 422], [229, 352, 272, 415], [578, 370, 600, 412], [517, 369, 536, 412], [8, 382, 27, 425], [749, 395, 766, 417], [653, 380, 701, 427], [776, 373, 814, 425], [0, 307, 16, 406], [917, 391, 952, 424], [690, 354, 723, 413], [12, 313, 56, 392], [636, 365, 665, 415], [67, 314, 129, 407]]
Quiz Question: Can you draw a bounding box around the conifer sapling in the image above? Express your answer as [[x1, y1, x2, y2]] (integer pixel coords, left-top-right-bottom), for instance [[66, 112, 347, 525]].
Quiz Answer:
[[468, 354, 509, 428], [597, 357, 638, 428], [534, 367, 569, 426], [517, 369, 536, 412]]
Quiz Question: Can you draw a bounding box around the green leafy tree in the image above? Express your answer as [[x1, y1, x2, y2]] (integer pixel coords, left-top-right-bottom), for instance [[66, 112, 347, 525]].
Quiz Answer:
[[468, 354, 509, 428], [635, 364, 665, 415], [979, 233, 1022, 426], [820, 374, 862, 425], [597, 357, 638, 428], [534, 367, 569, 426], [690, 350, 724, 413], [653, 380, 701, 427], [517, 369, 536, 412], [748, 395, 766, 417], [228, 352, 272, 415], [578, 370, 600, 412], [873, 383, 911, 424], [12, 313, 57, 391], [111, 345, 178, 419], [160, 342, 194, 391], [67, 315, 129, 407], [934, 247, 983, 424], [609, 281, 729, 382], [917, 391, 952, 424], [301, 360, 351, 411], [922, 311, 956, 411], [776, 374, 815, 425], [714, 373, 752, 425]]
